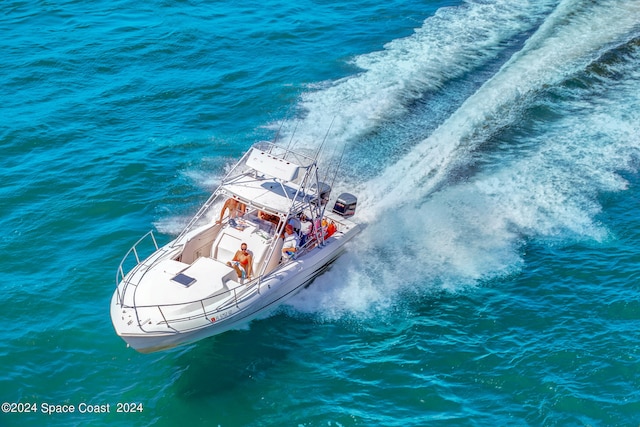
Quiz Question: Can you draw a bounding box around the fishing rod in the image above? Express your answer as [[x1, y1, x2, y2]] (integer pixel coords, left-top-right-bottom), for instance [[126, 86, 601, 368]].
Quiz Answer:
[[284, 121, 299, 154]]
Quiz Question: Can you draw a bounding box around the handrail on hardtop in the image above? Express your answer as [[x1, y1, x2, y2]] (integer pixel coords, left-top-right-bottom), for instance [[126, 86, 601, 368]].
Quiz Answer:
[[172, 140, 318, 244], [115, 230, 159, 304]]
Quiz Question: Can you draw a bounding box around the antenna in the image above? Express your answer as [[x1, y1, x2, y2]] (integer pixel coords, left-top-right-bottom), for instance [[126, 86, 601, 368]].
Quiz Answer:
[[329, 141, 347, 190], [314, 116, 336, 161], [285, 121, 299, 153], [272, 120, 285, 146], [273, 104, 295, 145], [321, 139, 340, 188], [319, 140, 348, 222]]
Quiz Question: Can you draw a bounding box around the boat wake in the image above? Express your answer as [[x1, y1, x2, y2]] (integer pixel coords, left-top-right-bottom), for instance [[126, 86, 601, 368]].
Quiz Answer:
[[285, 0, 640, 319], [272, 0, 557, 151]]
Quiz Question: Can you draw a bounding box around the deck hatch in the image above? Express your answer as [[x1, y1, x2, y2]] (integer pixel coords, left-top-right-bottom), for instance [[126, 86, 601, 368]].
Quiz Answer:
[[172, 273, 196, 287]]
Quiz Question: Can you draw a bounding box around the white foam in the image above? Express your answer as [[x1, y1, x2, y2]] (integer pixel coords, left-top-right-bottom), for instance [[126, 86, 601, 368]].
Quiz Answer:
[[365, 0, 640, 212], [273, 0, 557, 152], [287, 0, 640, 318], [289, 78, 640, 319]]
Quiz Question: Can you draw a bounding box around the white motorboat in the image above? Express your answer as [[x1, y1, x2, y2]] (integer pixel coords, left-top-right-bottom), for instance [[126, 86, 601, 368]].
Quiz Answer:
[[110, 140, 361, 353]]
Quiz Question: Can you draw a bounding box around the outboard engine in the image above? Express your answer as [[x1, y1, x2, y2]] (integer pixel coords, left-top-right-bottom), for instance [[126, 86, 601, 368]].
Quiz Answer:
[[311, 182, 332, 206], [332, 193, 357, 217]]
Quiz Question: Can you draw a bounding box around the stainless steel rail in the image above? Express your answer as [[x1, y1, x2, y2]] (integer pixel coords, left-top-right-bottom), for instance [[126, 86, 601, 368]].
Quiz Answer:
[[114, 230, 159, 305]]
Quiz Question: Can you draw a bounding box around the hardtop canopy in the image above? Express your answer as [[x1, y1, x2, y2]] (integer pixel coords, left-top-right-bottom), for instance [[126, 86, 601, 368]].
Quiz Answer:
[[219, 143, 321, 216]]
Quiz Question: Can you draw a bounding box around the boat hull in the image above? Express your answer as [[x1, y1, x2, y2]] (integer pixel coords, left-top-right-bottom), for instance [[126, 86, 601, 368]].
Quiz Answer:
[[111, 223, 358, 353]]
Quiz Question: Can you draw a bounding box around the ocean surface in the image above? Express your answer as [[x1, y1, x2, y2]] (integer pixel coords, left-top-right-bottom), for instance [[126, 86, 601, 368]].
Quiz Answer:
[[1, 0, 639, 425]]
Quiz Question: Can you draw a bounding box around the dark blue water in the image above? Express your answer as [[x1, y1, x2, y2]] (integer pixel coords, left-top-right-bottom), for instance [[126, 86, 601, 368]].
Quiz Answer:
[[2, 0, 639, 425]]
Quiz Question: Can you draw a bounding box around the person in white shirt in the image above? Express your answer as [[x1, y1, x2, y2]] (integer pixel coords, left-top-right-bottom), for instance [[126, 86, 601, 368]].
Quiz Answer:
[[282, 224, 299, 260]]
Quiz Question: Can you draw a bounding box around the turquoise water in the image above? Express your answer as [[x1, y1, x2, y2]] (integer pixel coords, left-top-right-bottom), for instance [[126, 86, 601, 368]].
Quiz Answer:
[[2, 0, 640, 426]]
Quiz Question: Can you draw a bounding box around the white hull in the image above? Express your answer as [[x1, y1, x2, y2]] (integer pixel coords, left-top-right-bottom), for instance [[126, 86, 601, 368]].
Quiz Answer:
[[111, 228, 355, 353], [112, 219, 358, 353]]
